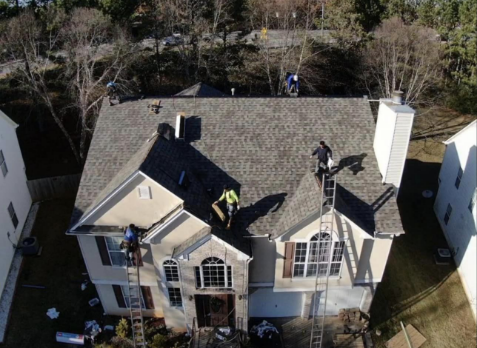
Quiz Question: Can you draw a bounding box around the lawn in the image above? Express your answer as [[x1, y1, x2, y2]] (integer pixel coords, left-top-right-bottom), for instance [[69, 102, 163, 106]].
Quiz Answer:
[[370, 113, 477, 347], [2, 199, 106, 348]]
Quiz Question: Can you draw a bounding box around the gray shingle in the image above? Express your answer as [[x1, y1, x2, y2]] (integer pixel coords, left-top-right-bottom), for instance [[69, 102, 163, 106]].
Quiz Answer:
[[71, 96, 403, 237], [174, 83, 226, 97]]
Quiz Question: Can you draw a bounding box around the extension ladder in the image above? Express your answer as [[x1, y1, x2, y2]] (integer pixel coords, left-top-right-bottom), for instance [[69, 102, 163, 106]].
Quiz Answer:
[[126, 249, 146, 347], [310, 173, 337, 348]]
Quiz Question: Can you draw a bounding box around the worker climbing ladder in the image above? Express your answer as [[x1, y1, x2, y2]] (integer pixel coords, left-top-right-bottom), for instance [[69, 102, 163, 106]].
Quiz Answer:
[[310, 173, 337, 348], [126, 249, 146, 347]]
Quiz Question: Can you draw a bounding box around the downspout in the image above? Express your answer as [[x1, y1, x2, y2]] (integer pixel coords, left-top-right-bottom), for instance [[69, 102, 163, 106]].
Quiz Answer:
[[175, 249, 192, 335]]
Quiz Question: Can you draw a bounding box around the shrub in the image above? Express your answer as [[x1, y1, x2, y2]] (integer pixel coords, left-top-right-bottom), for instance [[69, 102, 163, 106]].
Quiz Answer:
[[116, 318, 130, 339], [150, 334, 168, 348]]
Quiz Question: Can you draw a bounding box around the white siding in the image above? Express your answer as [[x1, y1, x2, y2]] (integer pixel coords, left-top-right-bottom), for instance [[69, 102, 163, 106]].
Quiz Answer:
[[434, 121, 477, 319], [0, 111, 32, 296], [374, 102, 415, 192]]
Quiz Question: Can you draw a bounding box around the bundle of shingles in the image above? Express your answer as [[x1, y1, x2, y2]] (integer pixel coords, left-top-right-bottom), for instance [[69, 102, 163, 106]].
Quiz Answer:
[[339, 308, 362, 323]]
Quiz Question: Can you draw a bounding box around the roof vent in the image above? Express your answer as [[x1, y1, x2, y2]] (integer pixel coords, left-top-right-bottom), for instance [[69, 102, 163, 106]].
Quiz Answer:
[[175, 113, 185, 139], [157, 123, 171, 140], [178, 170, 190, 188]]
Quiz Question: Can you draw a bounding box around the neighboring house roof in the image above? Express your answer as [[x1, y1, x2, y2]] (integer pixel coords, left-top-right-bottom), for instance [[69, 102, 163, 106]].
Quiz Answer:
[[443, 120, 477, 145], [174, 83, 226, 97], [0, 109, 19, 128], [71, 95, 403, 238]]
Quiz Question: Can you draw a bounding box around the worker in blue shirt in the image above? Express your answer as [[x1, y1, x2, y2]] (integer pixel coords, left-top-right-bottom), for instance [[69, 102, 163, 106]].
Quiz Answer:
[[121, 224, 139, 262], [287, 74, 299, 94], [107, 81, 118, 106]]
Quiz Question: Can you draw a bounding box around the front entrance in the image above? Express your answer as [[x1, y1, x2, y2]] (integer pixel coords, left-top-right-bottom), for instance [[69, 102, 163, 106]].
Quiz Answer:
[[195, 294, 235, 328]]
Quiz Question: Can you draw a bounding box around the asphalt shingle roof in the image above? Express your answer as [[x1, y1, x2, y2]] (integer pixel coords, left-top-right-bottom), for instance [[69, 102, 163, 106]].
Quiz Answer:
[[71, 95, 403, 237], [174, 82, 226, 97]]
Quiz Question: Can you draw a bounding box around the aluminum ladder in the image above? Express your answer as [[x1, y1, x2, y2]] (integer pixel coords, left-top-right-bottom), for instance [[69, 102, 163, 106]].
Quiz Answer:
[[310, 173, 337, 348], [126, 249, 146, 347]]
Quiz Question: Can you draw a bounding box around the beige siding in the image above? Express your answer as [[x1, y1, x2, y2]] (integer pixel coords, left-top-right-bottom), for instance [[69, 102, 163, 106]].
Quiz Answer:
[[77, 235, 158, 284], [355, 235, 394, 283], [83, 174, 182, 227], [274, 212, 366, 291], [96, 283, 163, 317]]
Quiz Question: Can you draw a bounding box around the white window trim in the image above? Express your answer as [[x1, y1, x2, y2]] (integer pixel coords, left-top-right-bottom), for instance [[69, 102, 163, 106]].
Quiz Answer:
[[105, 236, 126, 268], [167, 287, 183, 308], [8, 202, 18, 230], [292, 232, 346, 279], [444, 203, 453, 225], [163, 259, 180, 282], [195, 260, 233, 289], [120, 285, 145, 309], [455, 166, 463, 189]]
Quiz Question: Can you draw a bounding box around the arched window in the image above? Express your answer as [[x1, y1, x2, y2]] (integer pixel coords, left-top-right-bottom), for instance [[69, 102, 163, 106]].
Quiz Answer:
[[194, 257, 232, 288], [293, 232, 345, 278], [163, 260, 179, 282]]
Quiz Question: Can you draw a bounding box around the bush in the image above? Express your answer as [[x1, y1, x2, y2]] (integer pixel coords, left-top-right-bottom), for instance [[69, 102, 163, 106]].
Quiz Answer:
[[150, 334, 168, 348], [116, 318, 130, 339]]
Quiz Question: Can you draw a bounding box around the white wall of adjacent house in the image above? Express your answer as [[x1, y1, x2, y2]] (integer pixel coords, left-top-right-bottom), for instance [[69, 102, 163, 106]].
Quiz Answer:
[[374, 101, 415, 193], [434, 121, 477, 319], [0, 111, 31, 296]]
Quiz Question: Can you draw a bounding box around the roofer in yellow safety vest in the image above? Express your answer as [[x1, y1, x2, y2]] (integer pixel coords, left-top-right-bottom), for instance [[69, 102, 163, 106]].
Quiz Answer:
[[214, 184, 240, 230]]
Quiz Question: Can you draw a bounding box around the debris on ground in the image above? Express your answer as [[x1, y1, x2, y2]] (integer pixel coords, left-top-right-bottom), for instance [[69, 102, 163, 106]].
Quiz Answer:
[[385, 324, 427, 348], [81, 280, 89, 291], [88, 298, 100, 307], [84, 320, 101, 343], [250, 320, 279, 339], [249, 320, 281, 348], [46, 308, 60, 319]]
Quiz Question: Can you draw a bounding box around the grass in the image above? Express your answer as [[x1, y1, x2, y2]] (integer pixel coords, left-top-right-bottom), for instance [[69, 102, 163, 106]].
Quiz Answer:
[[2, 199, 107, 348], [370, 122, 477, 347]]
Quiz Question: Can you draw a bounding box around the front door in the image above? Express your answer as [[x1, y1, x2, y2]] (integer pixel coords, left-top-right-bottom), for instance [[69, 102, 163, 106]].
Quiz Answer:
[[195, 294, 235, 327]]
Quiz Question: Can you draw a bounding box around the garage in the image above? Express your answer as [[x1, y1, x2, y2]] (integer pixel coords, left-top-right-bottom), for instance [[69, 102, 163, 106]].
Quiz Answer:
[[249, 288, 304, 317]]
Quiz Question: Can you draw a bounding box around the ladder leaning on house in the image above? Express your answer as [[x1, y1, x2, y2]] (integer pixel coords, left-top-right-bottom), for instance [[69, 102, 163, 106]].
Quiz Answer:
[[310, 173, 338, 348], [126, 248, 146, 347]]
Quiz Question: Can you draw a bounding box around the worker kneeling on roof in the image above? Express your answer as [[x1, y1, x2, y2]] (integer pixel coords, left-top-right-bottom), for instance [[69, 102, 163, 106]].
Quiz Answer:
[[215, 184, 240, 230], [310, 141, 334, 173], [287, 73, 299, 94], [121, 224, 139, 262]]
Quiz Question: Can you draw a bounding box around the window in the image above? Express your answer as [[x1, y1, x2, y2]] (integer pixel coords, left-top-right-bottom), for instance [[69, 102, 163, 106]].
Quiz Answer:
[[163, 260, 179, 281], [167, 288, 182, 307], [195, 257, 232, 289], [105, 237, 126, 267], [0, 150, 7, 177], [121, 285, 145, 309], [444, 204, 453, 225], [455, 167, 463, 189], [293, 233, 345, 278], [137, 186, 151, 199], [8, 202, 18, 229], [469, 191, 476, 213]]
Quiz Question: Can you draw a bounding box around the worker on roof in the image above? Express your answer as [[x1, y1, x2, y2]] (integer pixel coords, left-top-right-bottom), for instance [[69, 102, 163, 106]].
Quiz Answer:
[[287, 73, 299, 94], [121, 224, 139, 262], [215, 184, 240, 230], [310, 141, 334, 173], [106, 81, 119, 106]]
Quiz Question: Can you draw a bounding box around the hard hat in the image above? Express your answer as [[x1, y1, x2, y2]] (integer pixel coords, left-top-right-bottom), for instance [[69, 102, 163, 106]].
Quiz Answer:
[[293, 74, 298, 81]]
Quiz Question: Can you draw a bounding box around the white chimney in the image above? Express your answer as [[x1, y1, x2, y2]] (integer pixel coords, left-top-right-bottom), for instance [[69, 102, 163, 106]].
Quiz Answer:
[[373, 95, 415, 194], [175, 112, 185, 139]]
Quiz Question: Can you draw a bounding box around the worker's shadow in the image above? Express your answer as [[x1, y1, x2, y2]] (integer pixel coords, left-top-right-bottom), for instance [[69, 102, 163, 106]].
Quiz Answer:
[[238, 193, 288, 230], [336, 153, 367, 175]]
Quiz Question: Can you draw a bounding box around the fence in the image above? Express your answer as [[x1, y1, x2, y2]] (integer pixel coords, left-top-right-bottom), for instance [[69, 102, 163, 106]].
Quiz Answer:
[[27, 174, 81, 202]]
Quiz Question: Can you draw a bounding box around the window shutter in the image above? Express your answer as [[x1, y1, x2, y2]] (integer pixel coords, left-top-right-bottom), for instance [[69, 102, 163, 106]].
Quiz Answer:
[[141, 286, 155, 309], [283, 242, 295, 278], [95, 237, 112, 266], [113, 285, 126, 308], [134, 248, 144, 267]]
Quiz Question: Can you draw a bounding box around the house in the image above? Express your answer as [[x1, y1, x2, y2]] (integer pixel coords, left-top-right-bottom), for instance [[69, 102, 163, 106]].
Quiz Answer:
[[434, 120, 477, 319], [67, 89, 414, 333], [0, 110, 32, 297]]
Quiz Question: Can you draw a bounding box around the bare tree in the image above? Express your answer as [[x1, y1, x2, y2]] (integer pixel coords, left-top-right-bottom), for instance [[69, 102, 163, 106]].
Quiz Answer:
[[61, 8, 133, 160], [363, 17, 442, 105], [246, 0, 321, 95], [0, 10, 81, 164]]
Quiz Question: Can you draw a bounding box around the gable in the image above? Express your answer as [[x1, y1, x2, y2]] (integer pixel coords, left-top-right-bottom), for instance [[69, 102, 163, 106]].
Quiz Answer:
[[81, 173, 182, 227]]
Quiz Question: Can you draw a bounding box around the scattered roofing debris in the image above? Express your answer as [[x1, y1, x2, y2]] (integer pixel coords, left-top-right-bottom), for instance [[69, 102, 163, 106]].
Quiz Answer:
[[386, 324, 426, 348], [46, 308, 60, 319], [88, 298, 100, 307], [250, 320, 279, 339]]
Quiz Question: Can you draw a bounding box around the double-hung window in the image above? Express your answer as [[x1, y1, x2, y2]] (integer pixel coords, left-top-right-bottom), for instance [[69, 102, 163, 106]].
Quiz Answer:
[[293, 233, 345, 278], [195, 257, 232, 288], [444, 204, 453, 225], [121, 285, 145, 308], [455, 167, 463, 189], [0, 150, 7, 177], [167, 288, 183, 307], [163, 260, 179, 282], [8, 202, 18, 229], [105, 237, 126, 267]]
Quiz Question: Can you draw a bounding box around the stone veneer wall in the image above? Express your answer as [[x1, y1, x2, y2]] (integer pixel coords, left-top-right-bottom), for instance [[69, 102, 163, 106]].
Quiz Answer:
[[178, 238, 249, 332]]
